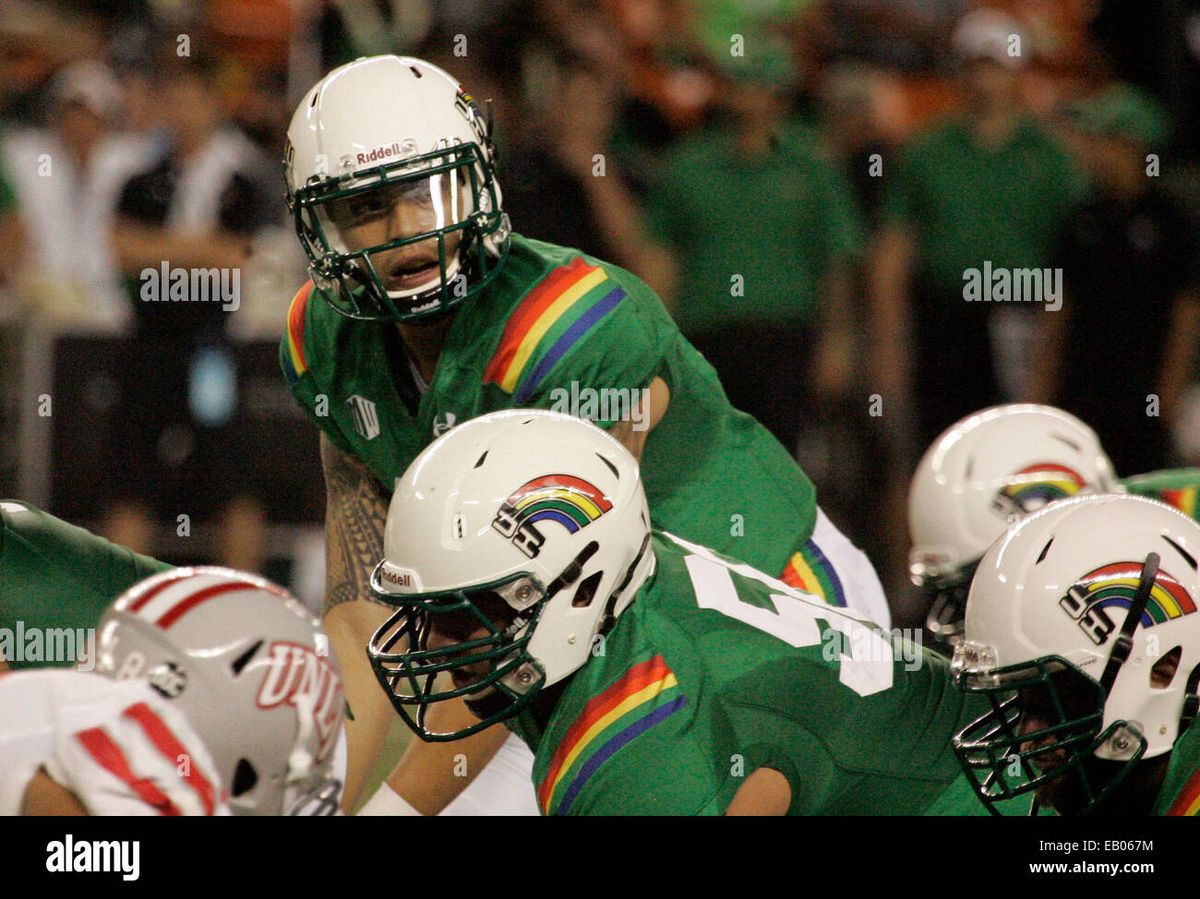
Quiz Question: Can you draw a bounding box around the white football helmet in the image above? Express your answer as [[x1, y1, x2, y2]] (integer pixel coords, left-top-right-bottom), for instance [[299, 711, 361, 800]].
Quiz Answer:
[[909, 404, 1119, 644], [285, 54, 510, 321], [96, 567, 344, 815], [952, 494, 1200, 814], [368, 410, 655, 741]]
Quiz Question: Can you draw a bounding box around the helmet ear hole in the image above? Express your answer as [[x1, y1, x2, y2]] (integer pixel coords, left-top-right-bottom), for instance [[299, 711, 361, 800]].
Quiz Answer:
[[232, 758, 259, 797], [571, 571, 605, 608], [230, 639, 264, 676], [1151, 645, 1183, 689]]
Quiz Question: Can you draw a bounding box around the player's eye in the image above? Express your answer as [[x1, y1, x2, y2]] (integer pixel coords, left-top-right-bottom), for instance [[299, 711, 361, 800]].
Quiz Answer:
[[346, 192, 392, 223]]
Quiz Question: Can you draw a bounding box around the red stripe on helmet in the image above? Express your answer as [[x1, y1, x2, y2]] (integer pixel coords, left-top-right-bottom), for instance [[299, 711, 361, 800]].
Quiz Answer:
[[75, 726, 181, 815], [127, 575, 184, 613], [122, 701, 217, 815], [155, 581, 261, 630]]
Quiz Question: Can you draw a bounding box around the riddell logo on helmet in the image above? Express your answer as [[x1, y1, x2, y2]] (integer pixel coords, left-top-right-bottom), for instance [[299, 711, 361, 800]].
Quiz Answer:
[[256, 641, 343, 762], [352, 139, 418, 167], [381, 568, 413, 588]]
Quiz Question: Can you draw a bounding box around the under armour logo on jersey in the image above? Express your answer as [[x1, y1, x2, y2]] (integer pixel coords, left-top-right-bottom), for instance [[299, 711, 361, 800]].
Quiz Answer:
[[346, 395, 380, 441], [433, 412, 457, 437]]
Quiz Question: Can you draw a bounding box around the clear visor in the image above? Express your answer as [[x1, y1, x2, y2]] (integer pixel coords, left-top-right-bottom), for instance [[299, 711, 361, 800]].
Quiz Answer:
[[304, 157, 484, 300]]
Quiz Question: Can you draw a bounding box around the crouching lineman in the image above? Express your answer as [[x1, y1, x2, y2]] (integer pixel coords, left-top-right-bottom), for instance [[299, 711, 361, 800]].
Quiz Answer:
[[363, 410, 980, 815], [952, 494, 1200, 816], [909, 404, 1200, 651], [0, 567, 343, 815]]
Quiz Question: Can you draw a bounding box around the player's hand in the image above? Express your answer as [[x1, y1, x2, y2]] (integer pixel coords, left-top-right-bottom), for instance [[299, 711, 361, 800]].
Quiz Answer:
[[813, 332, 854, 401]]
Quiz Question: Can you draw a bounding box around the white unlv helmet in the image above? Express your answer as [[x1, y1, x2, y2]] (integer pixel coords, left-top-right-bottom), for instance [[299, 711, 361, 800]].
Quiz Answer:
[[368, 410, 655, 741], [909, 404, 1118, 644], [952, 494, 1200, 814], [285, 55, 511, 322], [96, 568, 344, 815]]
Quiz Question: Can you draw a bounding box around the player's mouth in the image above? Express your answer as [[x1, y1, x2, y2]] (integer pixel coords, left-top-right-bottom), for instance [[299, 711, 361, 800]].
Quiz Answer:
[[388, 259, 441, 291]]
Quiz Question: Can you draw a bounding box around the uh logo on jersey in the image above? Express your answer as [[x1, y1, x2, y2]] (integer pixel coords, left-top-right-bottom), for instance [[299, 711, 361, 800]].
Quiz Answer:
[[346, 395, 380, 441], [256, 641, 343, 762], [492, 474, 613, 559]]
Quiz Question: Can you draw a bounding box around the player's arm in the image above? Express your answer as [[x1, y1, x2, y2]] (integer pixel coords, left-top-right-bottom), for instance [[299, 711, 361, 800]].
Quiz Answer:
[[1159, 289, 1200, 426], [112, 220, 250, 272], [725, 767, 792, 816], [321, 434, 514, 813], [319, 431, 398, 810], [377, 699, 508, 815], [1026, 291, 1071, 404], [866, 225, 916, 421], [607, 376, 670, 461], [21, 769, 88, 816]]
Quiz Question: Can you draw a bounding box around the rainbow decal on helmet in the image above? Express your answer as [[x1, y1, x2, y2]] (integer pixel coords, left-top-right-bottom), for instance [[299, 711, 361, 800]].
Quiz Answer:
[[491, 474, 613, 559], [1060, 561, 1197, 645], [993, 462, 1088, 518]]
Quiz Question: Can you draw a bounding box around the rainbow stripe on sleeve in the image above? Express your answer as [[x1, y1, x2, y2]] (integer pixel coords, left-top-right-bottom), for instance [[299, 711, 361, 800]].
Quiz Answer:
[[1166, 769, 1200, 815], [537, 654, 686, 815], [1161, 487, 1199, 520], [780, 540, 847, 607], [483, 257, 627, 403], [282, 280, 315, 383]]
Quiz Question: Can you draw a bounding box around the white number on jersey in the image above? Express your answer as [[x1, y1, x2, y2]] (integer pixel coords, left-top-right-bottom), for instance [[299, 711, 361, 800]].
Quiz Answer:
[[668, 532, 894, 697]]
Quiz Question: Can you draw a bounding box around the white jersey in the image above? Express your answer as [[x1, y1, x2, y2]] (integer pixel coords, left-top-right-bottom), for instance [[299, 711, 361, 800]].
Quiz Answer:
[[441, 731, 538, 816], [0, 670, 229, 815]]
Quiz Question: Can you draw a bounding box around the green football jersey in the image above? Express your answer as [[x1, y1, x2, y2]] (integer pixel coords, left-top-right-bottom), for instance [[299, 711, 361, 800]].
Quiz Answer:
[[1122, 469, 1200, 521], [1153, 719, 1200, 815], [929, 699, 1200, 816], [281, 234, 818, 580], [923, 773, 1052, 816], [0, 501, 171, 669], [930, 720, 1200, 816], [509, 531, 980, 816]]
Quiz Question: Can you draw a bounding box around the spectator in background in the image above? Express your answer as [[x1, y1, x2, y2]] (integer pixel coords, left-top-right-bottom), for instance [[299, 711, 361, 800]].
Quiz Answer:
[[639, 36, 863, 456], [868, 9, 1084, 451], [103, 53, 271, 573], [817, 63, 895, 231], [1, 61, 157, 330], [1032, 85, 1200, 474], [502, 53, 650, 272], [0, 156, 24, 287]]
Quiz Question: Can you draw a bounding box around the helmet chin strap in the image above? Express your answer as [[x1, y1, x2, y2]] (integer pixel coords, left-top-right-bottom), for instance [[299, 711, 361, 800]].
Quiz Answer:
[[598, 532, 654, 637], [1099, 552, 1159, 694]]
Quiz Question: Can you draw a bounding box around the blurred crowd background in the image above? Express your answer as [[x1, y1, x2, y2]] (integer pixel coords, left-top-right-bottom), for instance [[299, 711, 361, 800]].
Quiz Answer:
[[2, 0, 1199, 629]]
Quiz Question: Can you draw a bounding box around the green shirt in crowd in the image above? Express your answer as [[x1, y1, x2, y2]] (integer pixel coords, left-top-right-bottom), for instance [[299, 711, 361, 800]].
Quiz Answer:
[[883, 115, 1084, 295], [645, 122, 864, 334]]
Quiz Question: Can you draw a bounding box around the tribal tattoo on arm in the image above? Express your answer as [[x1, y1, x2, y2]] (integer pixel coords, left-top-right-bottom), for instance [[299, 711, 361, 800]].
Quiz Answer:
[[320, 432, 390, 616]]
